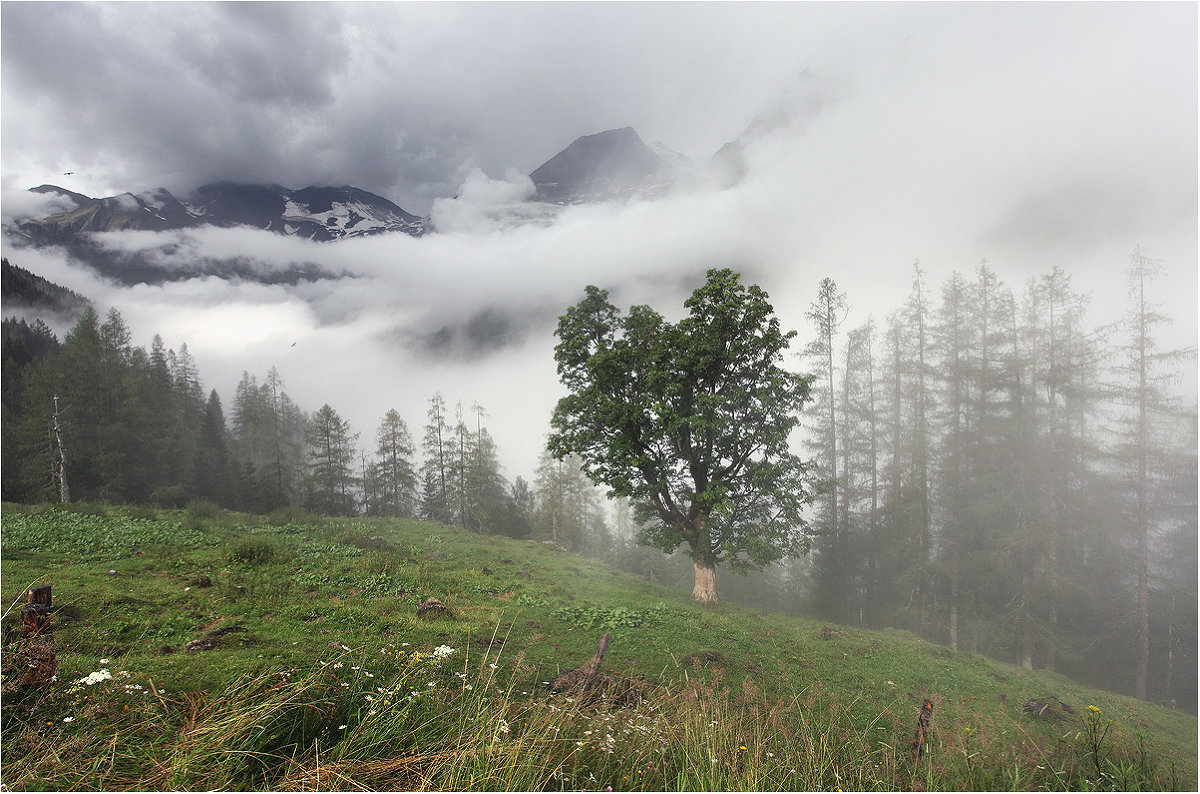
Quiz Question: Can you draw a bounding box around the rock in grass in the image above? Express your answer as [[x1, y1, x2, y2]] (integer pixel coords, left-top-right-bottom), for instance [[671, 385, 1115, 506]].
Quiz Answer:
[[683, 650, 724, 666], [1023, 697, 1074, 721], [417, 597, 450, 619]]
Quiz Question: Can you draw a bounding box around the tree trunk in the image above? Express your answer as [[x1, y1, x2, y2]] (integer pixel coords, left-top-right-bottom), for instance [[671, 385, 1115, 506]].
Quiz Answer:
[[1021, 625, 1034, 671], [692, 558, 718, 604], [949, 574, 959, 651], [51, 394, 69, 503]]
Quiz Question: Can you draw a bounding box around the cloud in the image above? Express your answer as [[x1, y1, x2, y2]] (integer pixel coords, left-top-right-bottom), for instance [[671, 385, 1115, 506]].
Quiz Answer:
[[2, 2, 1194, 479], [1, 3, 846, 211], [1, 179, 77, 224], [428, 169, 542, 235]]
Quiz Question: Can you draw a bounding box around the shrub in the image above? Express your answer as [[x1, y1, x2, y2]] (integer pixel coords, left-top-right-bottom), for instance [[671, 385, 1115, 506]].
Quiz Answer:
[[125, 504, 159, 521], [151, 485, 188, 508], [186, 500, 222, 520], [227, 537, 277, 566]]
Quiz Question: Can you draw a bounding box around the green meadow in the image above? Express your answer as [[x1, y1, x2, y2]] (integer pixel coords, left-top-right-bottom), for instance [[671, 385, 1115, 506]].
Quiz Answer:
[[2, 501, 1195, 791]]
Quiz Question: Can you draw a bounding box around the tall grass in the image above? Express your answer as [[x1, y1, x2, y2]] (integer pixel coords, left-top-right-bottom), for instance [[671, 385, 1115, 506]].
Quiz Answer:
[[2, 635, 1181, 791]]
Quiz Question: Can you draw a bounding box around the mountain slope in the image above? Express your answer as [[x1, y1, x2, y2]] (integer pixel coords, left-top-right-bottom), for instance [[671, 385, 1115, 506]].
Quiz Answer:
[[0, 504, 1193, 790], [18, 185, 199, 244], [13, 182, 428, 248], [6, 182, 429, 285], [1, 257, 90, 319], [186, 182, 428, 241]]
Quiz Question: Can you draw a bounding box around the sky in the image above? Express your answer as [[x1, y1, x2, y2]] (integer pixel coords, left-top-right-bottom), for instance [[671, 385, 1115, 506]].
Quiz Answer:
[[2, 1, 1196, 483]]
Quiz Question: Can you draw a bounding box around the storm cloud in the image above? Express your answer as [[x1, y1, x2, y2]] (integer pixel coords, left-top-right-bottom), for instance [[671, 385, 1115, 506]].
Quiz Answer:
[[2, 1, 1195, 477]]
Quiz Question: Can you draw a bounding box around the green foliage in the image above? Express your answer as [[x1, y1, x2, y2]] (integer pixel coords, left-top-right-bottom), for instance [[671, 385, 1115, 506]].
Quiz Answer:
[[549, 269, 815, 597], [226, 537, 278, 566], [185, 499, 222, 521], [295, 540, 365, 563], [266, 505, 323, 527], [553, 602, 677, 630], [0, 508, 214, 560]]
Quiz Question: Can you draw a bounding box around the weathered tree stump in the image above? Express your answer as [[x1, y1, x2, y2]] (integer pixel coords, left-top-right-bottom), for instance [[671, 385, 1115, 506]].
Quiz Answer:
[[3, 585, 57, 692], [910, 698, 934, 760], [548, 633, 644, 706], [22, 585, 52, 636], [550, 633, 610, 694]]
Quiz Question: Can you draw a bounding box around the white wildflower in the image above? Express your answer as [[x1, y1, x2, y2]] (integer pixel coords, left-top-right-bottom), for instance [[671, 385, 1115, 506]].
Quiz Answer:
[[77, 669, 112, 686], [432, 645, 455, 659]]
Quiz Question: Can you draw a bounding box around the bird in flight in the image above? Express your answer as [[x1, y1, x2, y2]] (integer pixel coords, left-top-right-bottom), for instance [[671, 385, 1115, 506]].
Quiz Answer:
[[62, 171, 75, 176]]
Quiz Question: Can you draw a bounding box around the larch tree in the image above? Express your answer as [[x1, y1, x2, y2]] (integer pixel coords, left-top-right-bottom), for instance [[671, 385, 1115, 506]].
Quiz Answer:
[[1113, 247, 1197, 699], [548, 268, 815, 604], [842, 320, 881, 625], [306, 403, 359, 516], [933, 271, 975, 650], [374, 408, 417, 517], [804, 277, 850, 621], [419, 392, 452, 524]]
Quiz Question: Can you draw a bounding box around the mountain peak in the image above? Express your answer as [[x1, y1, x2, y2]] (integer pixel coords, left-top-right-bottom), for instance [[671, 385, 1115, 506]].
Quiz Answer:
[[529, 127, 670, 204]]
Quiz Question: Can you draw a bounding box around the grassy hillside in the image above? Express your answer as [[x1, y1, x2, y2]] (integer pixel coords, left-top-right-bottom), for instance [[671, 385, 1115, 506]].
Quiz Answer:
[[2, 502, 1195, 791]]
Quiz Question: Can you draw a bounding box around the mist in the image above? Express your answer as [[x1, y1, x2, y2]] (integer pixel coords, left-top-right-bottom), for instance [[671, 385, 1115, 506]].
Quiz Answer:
[[3, 1, 1196, 483]]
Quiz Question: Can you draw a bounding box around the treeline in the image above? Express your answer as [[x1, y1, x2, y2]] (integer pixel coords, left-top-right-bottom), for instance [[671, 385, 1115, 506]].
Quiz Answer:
[[798, 253, 1196, 710], [0, 306, 615, 552], [1, 251, 1195, 711]]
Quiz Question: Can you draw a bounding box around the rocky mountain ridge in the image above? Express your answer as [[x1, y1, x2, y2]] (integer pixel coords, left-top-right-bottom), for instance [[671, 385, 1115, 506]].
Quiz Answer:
[[3, 124, 756, 284], [16, 182, 428, 247]]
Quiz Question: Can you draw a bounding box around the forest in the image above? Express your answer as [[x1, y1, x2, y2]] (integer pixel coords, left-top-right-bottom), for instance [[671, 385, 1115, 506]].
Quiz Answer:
[[1, 251, 1195, 713]]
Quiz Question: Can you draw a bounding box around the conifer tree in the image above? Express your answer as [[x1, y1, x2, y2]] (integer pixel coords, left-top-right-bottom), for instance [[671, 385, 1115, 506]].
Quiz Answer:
[[373, 408, 418, 517], [1111, 247, 1197, 698], [419, 392, 452, 523], [306, 403, 359, 516], [805, 277, 850, 621]]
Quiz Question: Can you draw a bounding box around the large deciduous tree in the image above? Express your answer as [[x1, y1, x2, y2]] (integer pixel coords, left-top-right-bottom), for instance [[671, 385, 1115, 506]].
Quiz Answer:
[[548, 268, 815, 604]]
